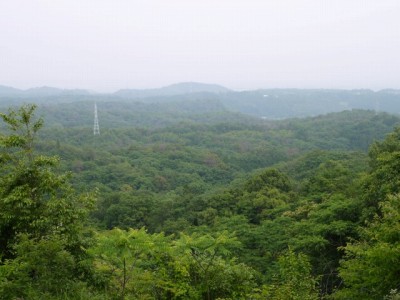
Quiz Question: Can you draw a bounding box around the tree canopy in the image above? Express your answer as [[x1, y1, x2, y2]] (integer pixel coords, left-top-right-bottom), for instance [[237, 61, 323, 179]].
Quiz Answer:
[[0, 104, 399, 299]]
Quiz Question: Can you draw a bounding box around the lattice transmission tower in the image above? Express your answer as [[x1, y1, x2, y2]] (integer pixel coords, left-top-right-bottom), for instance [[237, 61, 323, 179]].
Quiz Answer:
[[375, 99, 380, 115], [94, 103, 100, 135]]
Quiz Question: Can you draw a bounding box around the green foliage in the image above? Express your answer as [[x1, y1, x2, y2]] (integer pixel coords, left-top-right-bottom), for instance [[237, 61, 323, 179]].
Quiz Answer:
[[385, 289, 400, 300], [362, 127, 400, 218], [252, 249, 318, 300], [173, 231, 255, 300], [91, 228, 170, 299], [245, 169, 292, 193], [0, 105, 91, 254], [0, 104, 97, 298], [335, 195, 400, 299], [91, 229, 255, 299], [2, 104, 400, 298], [333, 128, 400, 298], [0, 235, 101, 299]]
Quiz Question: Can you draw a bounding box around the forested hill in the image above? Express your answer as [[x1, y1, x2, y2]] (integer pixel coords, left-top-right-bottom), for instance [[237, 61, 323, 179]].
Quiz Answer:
[[35, 98, 252, 128], [1, 84, 400, 119], [114, 82, 231, 98], [220, 88, 400, 118], [1, 104, 400, 299]]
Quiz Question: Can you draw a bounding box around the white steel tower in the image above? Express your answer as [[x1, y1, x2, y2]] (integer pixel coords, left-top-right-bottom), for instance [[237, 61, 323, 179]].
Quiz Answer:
[[94, 103, 100, 135], [375, 99, 380, 115]]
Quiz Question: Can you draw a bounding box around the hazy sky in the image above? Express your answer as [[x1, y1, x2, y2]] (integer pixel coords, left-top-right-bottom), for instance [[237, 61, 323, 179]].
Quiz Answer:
[[1, 1, 399, 91]]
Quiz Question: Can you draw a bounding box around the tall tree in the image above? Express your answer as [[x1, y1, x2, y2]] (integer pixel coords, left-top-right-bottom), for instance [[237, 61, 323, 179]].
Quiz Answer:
[[335, 195, 400, 299], [335, 127, 400, 299], [0, 104, 96, 298]]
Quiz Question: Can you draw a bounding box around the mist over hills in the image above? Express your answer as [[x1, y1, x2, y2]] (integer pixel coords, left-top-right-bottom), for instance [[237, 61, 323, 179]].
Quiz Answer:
[[0, 82, 229, 99], [220, 88, 400, 118], [1, 82, 400, 121], [0, 85, 91, 97], [114, 82, 231, 98]]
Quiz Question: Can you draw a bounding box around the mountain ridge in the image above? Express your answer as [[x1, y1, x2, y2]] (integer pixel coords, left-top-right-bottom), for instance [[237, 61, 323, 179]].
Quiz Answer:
[[0, 82, 231, 98], [113, 82, 231, 98], [0, 85, 92, 97]]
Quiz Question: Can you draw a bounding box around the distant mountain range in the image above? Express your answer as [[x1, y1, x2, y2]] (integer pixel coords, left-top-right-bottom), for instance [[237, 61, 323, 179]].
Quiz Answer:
[[114, 82, 231, 98], [1, 83, 400, 120], [0, 85, 92, 97], [0, 82, 230, 98]]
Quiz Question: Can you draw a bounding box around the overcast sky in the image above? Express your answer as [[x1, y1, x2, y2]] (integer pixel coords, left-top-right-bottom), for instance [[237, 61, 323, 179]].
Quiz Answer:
[[0, 0, 399, 92]]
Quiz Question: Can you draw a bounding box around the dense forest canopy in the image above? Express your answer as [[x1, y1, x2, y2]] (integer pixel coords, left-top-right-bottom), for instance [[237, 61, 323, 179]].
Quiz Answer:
[[1, 101, 400, 299]]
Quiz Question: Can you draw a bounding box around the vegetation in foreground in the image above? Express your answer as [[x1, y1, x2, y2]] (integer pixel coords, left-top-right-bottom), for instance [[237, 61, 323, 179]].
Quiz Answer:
[[0, 104, 400, 299]]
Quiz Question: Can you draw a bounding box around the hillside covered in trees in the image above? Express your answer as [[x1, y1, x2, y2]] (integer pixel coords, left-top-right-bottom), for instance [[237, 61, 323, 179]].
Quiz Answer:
[[1, 84, 400, 120], [1, 103, 400, 299]]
